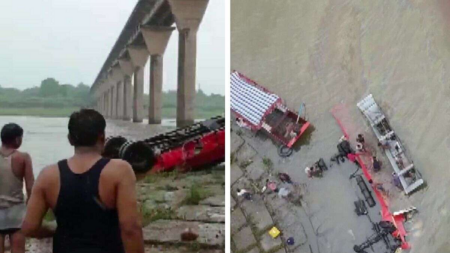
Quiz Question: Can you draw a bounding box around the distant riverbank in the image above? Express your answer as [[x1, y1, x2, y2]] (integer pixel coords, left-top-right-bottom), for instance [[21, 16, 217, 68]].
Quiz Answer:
[[0, 107, 223, 119]]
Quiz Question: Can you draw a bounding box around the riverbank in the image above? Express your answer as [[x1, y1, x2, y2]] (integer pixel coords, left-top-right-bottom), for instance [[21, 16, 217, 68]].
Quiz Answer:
[[0, 107, 224, 119], [5, 166, 225, 253], [230, 113, 415, 253]]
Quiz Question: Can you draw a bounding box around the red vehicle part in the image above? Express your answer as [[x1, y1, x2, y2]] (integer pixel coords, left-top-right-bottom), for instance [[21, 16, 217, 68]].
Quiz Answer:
[[153, 129, 225, 173]]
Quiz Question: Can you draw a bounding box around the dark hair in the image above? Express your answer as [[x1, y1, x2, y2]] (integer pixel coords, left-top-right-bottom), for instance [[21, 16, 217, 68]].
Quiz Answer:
[[68, 109, 106, 147], [1, 123, 23, 145]]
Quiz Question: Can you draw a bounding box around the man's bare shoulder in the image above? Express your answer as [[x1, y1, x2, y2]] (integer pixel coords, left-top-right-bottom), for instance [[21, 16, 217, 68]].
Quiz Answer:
[[36, 164, 59, 184], [12, 150, 31, 162], [104, 159, 135, 178]]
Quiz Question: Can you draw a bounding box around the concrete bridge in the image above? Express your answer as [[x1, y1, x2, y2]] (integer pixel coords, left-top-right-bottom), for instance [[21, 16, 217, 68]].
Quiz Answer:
[[90, 0, 209, 127]]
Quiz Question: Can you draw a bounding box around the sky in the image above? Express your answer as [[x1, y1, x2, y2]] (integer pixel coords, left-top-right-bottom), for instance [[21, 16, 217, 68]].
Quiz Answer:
[[0, 0, 225, 95]]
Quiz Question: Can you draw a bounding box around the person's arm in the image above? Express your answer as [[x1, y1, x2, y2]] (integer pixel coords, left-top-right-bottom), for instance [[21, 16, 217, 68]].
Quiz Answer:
[[21, 167, 56, 238], [116, 161, 144, 253], [23, 153, 35, 202]]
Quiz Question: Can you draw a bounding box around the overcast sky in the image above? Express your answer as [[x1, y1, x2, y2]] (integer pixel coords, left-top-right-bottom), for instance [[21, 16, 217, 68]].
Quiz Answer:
[[0, 0, 224, 95]]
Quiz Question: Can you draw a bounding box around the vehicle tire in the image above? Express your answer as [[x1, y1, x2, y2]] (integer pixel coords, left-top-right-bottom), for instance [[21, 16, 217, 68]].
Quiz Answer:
[[103, 136, 128, 159], [278, 145, 293, 157], [120, 141, 156, 174]]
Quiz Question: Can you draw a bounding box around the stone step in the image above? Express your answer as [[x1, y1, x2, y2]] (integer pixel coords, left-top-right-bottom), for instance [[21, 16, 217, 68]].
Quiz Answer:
[[176, 205, 225, 223], [143, 220, 225, 248], [199, 195, 225, 207]]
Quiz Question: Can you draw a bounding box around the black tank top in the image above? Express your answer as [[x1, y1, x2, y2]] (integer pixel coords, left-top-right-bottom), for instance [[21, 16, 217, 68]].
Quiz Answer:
[[53, 158, 124, 253]]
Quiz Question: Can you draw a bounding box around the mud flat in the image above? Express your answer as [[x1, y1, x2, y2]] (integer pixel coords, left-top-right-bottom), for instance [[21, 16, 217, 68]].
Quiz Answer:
[[231, 1, 450, 252]]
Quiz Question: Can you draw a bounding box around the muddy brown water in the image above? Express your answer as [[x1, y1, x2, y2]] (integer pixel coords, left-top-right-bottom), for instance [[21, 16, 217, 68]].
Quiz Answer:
[[231, 1, 450, 252]]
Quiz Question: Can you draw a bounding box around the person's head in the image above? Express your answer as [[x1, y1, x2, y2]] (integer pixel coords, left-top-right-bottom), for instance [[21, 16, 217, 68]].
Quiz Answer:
[[236, 188, 241, 192], [358, 134, 363, 138], [377, 142, 382, 147], [373, 156, 377, 160], [68, 109, 106, 151], [1, 123, 23, 149]]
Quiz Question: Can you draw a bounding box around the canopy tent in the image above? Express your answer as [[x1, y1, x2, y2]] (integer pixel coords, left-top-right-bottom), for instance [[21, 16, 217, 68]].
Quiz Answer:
[[230, 71, 281, 130]]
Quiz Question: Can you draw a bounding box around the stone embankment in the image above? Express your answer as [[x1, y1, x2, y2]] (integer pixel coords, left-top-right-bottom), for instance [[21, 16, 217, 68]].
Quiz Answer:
[[6, 166, 225, 253]]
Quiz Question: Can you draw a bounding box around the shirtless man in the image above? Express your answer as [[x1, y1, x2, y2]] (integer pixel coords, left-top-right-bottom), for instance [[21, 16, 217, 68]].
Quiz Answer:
[[22, 109, 145, 253], [0, 123, 34, 253]]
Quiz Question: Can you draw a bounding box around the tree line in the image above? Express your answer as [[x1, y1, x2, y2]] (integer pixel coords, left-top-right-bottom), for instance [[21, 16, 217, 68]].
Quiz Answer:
[[0, 78, 224, 118]]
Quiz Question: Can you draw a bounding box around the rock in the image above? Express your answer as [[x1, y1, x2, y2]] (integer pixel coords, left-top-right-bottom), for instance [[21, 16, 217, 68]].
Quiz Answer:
[[231, 164, 244, 185], [146, 191, 167, 204], [231, 131, 245, 152], [199, 195, 225, 207], [231, 208, 247, 235], [144, 245, 223, 253], [176, 205, 225, 223], [241, 195, 274, 232], [246, 159, 266, 181], [265, 194, 288, 213], [235, 143, 257, 163], [259, 232, 283, 252], [281, 224, 307, 251], [247, 248, 260, 253], [231, 196, 236, 210], [164, 192, 175, 202], [232, 226, 257, 252], [143, 220, 224, 247]]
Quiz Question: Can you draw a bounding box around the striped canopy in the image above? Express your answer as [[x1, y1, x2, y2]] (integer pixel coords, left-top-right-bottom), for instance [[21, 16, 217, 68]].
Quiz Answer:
[[230, 71, 280, 129]]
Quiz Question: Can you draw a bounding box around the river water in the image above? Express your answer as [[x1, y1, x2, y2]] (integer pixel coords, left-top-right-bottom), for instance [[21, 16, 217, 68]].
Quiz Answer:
[[231, 1, 450, 252], [0, 116, 174, 176]]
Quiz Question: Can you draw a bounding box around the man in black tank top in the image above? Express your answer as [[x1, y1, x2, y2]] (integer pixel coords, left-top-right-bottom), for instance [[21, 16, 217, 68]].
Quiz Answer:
[[21, 109, 145, 253]]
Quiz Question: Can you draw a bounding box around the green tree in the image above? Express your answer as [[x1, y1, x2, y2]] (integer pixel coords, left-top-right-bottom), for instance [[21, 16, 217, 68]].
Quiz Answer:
[[39, 78, 60, 97]]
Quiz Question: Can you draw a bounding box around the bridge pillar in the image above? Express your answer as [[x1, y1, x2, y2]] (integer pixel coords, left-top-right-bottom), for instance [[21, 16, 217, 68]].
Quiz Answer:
[[123, 76, 132, 121], [128, 45, 149, 123], [111, 65, 124, 120], [142, 26, 175, 124], [100, 95, 104, 115], [103, 92, 107, 117], [118, 59, 134, 121], [106, 89, 111, 118], [168, 0, 209, 127], [110, 85, 115, 119], [116, 81, 123, 119]]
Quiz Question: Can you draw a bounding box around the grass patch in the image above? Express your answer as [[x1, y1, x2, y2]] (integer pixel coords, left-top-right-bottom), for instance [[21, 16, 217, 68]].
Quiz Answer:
[[266, 245, 285, 253], [182, 182, 211, 205], [140, 205, 176, 227], [142, 170, 181, 184], [230, 152, 236, 164], [186, 241, 202, 251], [240, 159, 253, 169], [262, 157, 273, 171]]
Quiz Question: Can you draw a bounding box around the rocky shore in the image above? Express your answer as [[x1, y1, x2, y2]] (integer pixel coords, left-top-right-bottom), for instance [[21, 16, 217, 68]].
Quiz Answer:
[[5, 165, 225, 253]]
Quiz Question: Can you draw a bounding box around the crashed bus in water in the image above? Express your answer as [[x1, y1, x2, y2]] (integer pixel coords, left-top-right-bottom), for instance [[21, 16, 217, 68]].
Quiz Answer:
[[357, 95, 425, 195], [103, 116, 225, 175]]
